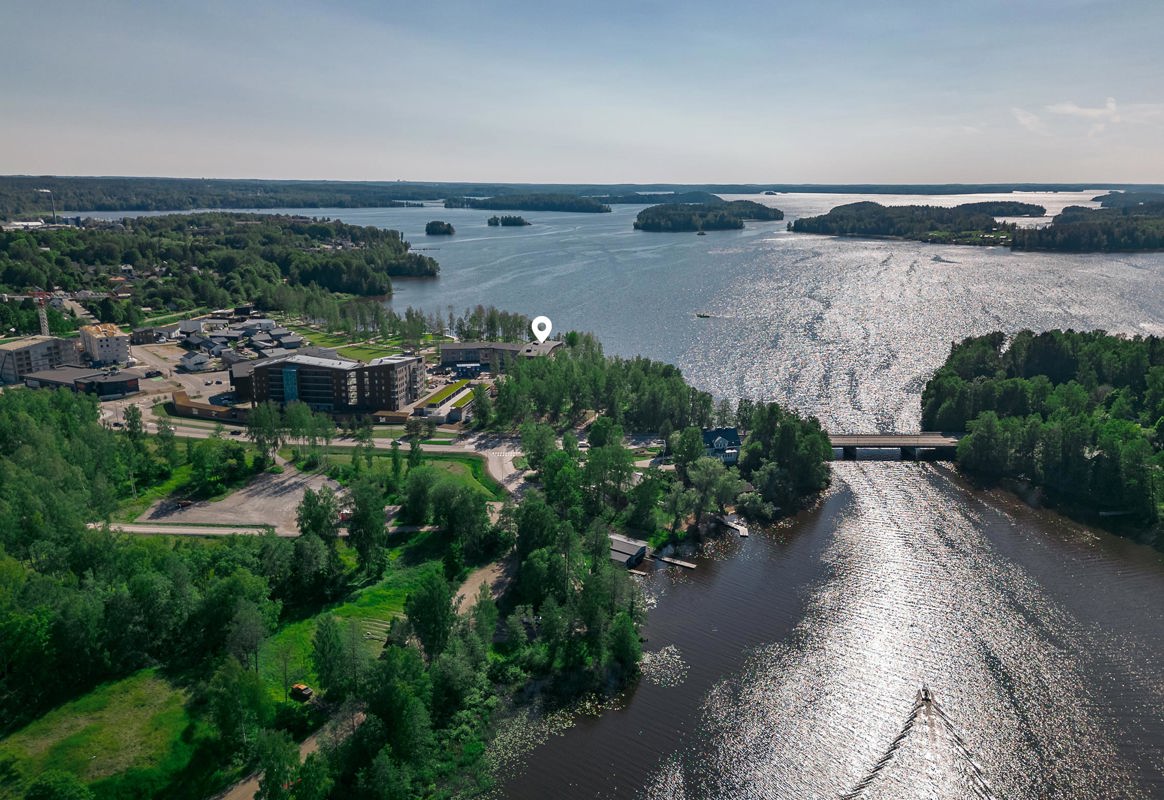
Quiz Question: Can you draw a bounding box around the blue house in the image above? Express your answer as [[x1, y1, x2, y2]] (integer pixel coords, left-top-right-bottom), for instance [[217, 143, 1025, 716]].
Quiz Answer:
[[702, 427, 741, 465]]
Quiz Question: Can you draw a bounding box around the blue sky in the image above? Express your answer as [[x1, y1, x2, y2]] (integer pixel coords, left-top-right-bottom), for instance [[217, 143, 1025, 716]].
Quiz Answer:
[[2, 0, 1162, 183]]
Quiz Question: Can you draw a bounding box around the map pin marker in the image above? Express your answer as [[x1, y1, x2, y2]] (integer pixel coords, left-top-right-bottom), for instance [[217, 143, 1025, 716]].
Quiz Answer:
[[531, 315, 552, 344]]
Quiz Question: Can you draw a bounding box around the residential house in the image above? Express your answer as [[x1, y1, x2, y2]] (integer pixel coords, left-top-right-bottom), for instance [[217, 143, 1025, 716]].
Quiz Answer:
[[702, 427, 742, 465]]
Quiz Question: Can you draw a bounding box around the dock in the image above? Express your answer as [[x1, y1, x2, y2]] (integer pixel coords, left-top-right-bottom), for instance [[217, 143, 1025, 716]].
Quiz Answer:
[[715, 514, 749, 538], [651, 554, 697, 569]]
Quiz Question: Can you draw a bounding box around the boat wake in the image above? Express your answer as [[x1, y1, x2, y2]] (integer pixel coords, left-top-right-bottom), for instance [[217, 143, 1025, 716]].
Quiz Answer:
[[841, 687, 995, 800]]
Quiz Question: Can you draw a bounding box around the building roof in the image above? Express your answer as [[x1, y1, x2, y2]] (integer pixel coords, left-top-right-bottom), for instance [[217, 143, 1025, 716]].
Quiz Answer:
[[298, 346, 347, 361], [269, 354, 360, 371], [80, 322, 126, 338], [368, 355, 421, 366], [445, 341, 524, 352], [24, 366, 101, 384], [81, 370, 142, 385], [231, 361, 257, 378], [702, 427, 742, 448], [0, 335, 59, 351], [521, 341, 564, 357]]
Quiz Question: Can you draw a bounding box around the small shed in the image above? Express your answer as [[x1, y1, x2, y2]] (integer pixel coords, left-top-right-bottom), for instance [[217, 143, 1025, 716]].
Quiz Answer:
[[608, 533, 648, 568]]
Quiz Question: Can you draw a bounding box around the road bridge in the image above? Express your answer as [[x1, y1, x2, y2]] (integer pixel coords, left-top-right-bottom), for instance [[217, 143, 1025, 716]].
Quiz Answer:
[[829, 433, 963, 461]]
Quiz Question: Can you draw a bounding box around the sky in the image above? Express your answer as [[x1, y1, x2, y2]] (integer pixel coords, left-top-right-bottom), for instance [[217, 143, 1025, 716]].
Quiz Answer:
[[2, 0, 1162, 184]]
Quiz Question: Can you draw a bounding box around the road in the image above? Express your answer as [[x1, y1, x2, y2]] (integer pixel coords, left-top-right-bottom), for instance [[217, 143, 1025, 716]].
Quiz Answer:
[[102, 522, 285, 537], [212, 712, 366, 800]]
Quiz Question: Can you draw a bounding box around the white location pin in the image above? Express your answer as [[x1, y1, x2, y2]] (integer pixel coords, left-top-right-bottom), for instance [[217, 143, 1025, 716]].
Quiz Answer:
[[531, 315, 552, 344]]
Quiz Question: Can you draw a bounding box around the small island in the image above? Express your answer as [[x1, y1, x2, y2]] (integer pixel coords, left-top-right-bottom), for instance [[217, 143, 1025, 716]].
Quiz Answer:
[[425, 220, 455, 235], [487, 215, 531, 227], [790, 201, 1045, 245], [445, 193, 611, 213], [633, 200, 784, 232]]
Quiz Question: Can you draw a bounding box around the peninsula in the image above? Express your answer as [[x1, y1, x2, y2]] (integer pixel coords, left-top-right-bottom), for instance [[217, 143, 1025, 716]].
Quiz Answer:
[[790, 201, 1045, 245]]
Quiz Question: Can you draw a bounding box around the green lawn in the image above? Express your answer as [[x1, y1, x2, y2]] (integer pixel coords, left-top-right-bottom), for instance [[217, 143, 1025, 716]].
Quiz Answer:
[[423, 453, 506, 500], [337, 344, 402, 361], [258, 535, 443, 701], [141, 308, 209, 327], [0, 534, 447, 798], [0, 669, 204, 800], [280, 322, 353, 349]]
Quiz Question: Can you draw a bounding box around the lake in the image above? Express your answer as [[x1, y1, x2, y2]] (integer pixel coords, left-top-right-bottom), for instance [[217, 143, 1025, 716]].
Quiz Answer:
[[80, 192, 1164, 797]]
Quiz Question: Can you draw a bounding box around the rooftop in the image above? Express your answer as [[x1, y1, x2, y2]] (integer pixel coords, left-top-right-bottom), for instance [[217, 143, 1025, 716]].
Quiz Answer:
[[445, 341, 524, 352], [368, 355, 421, 366], [24, 366, 102, 384], [0, 335, 59, 351], [702, 427, 742, 448], [521, 341, 564, 357], [81, 322, 126, 338]]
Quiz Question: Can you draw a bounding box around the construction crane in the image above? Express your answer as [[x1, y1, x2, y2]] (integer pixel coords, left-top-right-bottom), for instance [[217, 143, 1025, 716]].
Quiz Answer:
[[31, 291, 51, 337]]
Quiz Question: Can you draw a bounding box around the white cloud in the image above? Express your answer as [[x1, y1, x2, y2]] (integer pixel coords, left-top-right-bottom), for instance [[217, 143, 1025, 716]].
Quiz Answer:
[[1011, 107, 1049, 135], [1046, 97, 1121, 122]]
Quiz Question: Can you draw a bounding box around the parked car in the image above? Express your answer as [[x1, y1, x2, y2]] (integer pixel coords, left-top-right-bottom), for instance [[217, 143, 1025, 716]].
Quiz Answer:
[[215, 380, 223, 384], [290, 683, 314, 702], [230, 429, 242, 436]]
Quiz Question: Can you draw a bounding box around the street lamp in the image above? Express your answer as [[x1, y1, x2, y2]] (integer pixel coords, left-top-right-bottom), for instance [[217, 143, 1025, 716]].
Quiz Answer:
[[36, 188, 56, 224]]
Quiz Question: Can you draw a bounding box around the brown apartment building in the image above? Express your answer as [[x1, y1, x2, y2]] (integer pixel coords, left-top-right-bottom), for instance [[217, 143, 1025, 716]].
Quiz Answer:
[[246, 353, 423, 413]]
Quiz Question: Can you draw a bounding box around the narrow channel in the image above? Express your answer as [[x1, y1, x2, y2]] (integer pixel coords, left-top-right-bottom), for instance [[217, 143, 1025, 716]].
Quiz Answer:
[[501, 462, 1164, 799]]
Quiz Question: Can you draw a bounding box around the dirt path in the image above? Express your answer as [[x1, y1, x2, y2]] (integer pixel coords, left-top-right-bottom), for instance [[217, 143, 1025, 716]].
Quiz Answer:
[[456, 556, 515, 612], [212, 712, 365, 800]]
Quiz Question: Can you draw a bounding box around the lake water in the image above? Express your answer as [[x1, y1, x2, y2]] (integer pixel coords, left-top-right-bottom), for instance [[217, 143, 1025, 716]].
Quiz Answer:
[[81, 193, 1164, 797]]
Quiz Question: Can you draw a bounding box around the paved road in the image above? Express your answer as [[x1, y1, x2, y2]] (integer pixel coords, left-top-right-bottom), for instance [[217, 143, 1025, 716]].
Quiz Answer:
[[102, 522, 285, 537]]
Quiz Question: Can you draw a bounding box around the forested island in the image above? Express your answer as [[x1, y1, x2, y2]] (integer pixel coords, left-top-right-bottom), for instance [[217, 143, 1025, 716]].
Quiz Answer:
[[0, 329, 830, 799], [425, 220, 455, 235], [592, 191, 722, 205], [487, 215, 530, 227], [0, 213, 437, 326], [633, 200, 784, 232], [923, 330, 1162, 533], [1094, 190, 1164, 208], [790, 201, 1045, 245], [1011, 197, 1164, 251], [444, 194, 611, 213]]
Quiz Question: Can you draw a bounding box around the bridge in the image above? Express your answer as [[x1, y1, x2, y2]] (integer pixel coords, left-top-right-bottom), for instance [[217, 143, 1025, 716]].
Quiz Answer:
[[828, 433, 963, 461]]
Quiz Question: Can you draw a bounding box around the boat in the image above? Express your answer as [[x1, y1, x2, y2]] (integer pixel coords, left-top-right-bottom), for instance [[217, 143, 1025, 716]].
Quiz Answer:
[[696, 230, 707, 235], [695, 312, 711, 319]]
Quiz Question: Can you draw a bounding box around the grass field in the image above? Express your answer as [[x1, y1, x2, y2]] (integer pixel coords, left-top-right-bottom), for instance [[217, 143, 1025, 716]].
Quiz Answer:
[[423, 453, 506, 500], [280, 322, 354, 349], [0, 670, 203, 800], [311, 451, 504, 500], [141, 308, 210, 327], [258, 534, 444, 701], [0, 531, 448, 798], [336, 343, 402, 361]]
